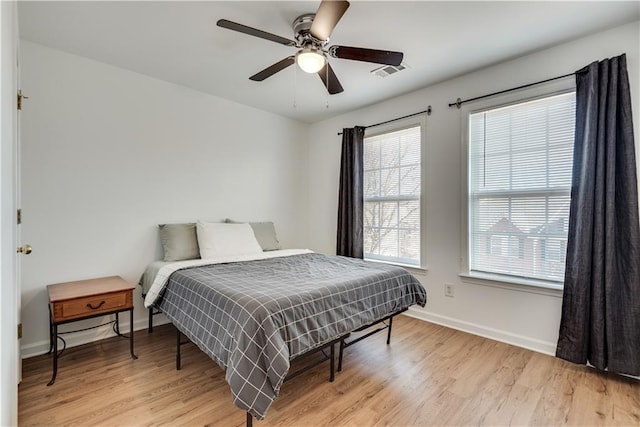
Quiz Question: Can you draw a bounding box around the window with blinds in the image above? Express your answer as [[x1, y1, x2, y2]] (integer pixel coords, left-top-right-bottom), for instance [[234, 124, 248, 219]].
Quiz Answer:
[[468, 92, 576, 283], [364, 125, 421, 266]]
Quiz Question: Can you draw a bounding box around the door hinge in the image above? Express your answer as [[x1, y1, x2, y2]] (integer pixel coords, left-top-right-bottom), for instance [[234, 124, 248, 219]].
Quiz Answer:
[[17, 209, 21, 225], [18, 323, 22, 340], [17, 90, 29, 111]]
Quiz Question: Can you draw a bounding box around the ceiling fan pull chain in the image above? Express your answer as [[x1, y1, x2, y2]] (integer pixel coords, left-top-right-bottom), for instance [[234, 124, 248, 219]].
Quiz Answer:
[[325, 65, 329, 109]]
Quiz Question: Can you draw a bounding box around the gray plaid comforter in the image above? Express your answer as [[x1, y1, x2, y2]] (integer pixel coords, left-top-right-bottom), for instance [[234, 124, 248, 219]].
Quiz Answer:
[[156, 252, 426, 419]]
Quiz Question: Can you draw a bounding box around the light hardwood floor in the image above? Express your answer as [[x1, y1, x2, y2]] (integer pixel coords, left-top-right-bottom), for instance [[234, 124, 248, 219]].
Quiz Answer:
[[19, 315, 639, 426]]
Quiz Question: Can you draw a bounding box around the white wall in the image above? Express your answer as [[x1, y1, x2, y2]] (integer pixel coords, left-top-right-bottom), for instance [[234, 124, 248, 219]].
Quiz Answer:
[[19, 41, 309, 357], [307, 21, 640, 354]]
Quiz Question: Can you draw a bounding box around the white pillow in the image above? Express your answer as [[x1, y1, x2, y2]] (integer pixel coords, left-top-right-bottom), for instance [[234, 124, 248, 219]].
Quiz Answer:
[[196, 221, 263, 259]]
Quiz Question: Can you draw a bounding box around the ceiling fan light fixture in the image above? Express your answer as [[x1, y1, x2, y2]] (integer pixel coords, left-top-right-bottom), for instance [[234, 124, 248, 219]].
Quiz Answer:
[[296, 47, 326, 73]]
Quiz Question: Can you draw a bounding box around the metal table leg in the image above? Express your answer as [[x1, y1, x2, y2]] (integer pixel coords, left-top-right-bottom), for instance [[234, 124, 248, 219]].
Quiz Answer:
[[114, 312, 120, 335], [47, 323, 58, 386], [47, 306, 54, 355], [129, 308, 138, 359]]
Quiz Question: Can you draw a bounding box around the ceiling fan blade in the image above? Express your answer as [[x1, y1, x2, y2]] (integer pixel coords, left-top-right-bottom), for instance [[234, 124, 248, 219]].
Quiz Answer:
[[249, 56, 295, 81], [317, 63, 344, 95], [329, 45, 403, 66], [217, 19, 296, 47], [310, 0, 350, 41]]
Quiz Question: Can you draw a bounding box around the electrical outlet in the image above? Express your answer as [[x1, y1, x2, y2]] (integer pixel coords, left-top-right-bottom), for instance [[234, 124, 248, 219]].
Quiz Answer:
[[444, 283, 455, 297]]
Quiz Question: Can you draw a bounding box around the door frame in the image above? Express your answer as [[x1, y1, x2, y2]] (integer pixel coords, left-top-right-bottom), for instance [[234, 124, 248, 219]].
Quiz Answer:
[[0, 1, 20, 425]]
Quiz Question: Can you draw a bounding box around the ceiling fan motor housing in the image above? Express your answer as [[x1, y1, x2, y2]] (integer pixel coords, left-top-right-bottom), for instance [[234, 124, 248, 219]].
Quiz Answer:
[[293, 13, 325, 47]]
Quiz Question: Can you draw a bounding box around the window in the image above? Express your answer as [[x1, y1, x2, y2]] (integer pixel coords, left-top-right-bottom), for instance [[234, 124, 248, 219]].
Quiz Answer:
[[466, 90, 576, 284], [363, 122, 423, 266]]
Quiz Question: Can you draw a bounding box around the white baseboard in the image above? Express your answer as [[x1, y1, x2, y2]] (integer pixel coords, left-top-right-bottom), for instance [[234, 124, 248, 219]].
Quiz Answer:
[[25, 308, 556, 359], [404, 307, 557, 356], [21, 315, 171, 359]]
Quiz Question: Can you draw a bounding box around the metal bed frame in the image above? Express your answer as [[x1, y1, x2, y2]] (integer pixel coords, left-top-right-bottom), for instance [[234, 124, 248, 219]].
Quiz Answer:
[[171, 307, 408, 427], [337, 308, 407, 372], [147, 306, 161, 333]]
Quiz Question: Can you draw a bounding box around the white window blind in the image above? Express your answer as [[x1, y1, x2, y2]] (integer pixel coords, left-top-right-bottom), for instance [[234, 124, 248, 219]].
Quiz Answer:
[[364, 125, 421, 266], [468, 92, 576, 283]]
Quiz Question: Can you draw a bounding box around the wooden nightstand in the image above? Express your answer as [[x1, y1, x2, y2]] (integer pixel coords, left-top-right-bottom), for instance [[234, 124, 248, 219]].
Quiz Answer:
[[47, 276, 138, 386]]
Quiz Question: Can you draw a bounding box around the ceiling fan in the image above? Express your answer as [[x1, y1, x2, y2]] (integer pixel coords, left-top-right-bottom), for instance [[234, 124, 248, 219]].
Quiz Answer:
[[217, 0, 403, 95]]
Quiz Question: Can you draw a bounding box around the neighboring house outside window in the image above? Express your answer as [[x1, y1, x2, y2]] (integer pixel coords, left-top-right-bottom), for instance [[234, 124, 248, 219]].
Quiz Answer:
[[463, 81, 576, 287], [363, 119, 424, 267]]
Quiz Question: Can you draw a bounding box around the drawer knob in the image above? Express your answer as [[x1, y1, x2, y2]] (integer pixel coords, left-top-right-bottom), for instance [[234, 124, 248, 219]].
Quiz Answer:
[[86, 300, 106, 310]]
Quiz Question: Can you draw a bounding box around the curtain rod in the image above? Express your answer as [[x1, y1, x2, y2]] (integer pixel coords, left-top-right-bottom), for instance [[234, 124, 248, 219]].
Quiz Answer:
[[448, 72, 575, 109], [336, 105, 432, 136]]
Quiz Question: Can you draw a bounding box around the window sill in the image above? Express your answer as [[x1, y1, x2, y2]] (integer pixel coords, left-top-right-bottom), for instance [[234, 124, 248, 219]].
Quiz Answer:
[[459, 272, 563, 297]]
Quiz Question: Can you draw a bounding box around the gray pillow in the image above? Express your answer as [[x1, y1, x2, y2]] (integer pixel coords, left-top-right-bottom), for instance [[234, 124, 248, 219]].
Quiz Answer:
[[225, 219, 281, 251], [158, 223, 200, 261]]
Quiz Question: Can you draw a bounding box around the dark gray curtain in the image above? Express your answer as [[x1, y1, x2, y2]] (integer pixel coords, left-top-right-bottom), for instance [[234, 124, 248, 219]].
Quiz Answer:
[[556, 54, 640, 376], [336, 126, 365, 258]]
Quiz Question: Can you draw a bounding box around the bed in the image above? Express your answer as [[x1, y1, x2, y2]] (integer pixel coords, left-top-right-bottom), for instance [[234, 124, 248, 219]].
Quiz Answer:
[[142, 248, 426, 422]]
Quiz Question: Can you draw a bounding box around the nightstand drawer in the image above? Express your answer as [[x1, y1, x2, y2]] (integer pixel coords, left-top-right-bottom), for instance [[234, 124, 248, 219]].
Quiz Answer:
[[52, 290, 133, 322]]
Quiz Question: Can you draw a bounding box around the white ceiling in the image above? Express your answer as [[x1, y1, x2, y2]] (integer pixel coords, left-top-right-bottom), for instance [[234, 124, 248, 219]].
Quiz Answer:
[[18, 1, 640, 123]]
